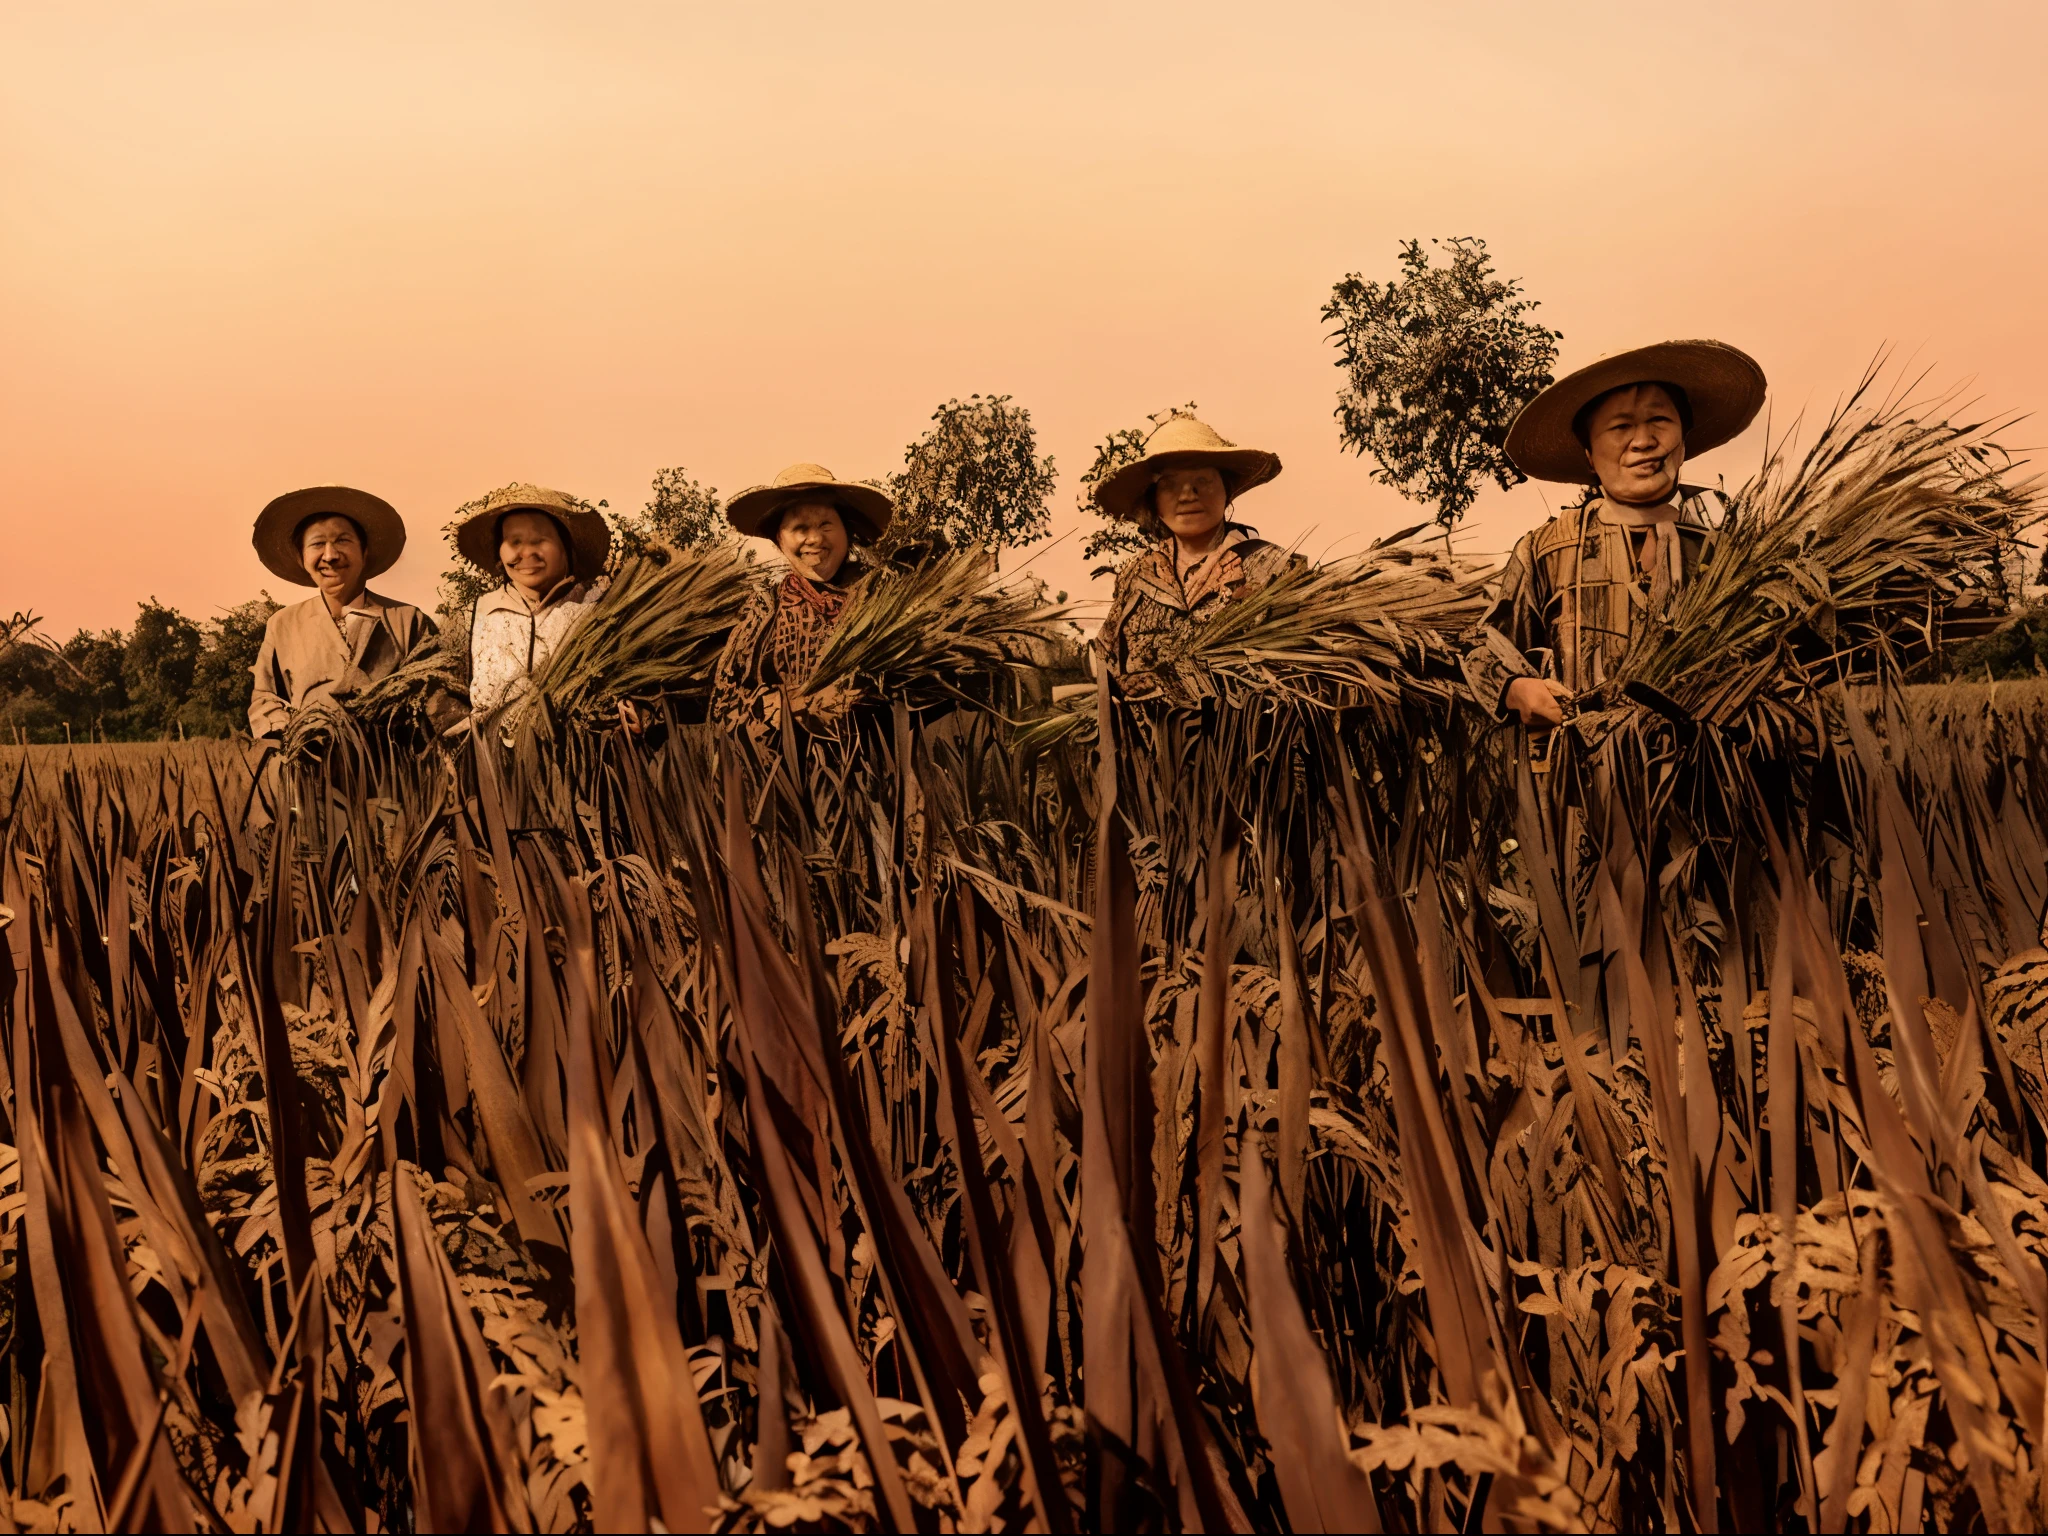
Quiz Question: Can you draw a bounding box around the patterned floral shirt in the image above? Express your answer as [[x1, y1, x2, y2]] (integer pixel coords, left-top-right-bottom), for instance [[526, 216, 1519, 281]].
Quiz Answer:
[[1096, 525, 1295, 706]]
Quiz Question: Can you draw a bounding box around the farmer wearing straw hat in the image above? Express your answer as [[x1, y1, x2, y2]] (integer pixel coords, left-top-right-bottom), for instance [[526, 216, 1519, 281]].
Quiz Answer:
[[711, 462, 893, 745], [454, 484, 612, 717], [247, 486, 438, 736], [1463, 340, 1767, 727], [1092, 415, 1292, 705]]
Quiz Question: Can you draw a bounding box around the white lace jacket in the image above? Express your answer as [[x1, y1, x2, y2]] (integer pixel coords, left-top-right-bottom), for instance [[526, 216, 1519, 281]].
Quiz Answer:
[[468, 580, 602, 715]]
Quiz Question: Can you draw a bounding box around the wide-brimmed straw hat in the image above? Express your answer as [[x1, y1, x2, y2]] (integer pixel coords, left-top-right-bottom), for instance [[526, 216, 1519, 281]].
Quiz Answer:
[[726, 463, 894, 543], [252, 486, 407, 586], [453, 484, 612, 581], [1505, 340, 1767, 484], [1092, 416, 1282, 522]]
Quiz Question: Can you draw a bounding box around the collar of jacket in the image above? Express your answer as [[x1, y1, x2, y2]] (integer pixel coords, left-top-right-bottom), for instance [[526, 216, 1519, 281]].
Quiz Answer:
[[1128, 523, 1254, 611], [477, 578, 589, 619], [310, 588, 401, 617], [1586, 484, 1721, 531]]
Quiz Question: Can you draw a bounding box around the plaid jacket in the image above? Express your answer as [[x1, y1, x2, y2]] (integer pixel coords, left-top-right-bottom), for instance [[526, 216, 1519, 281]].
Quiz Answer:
[[1461, 485, 1729, 715]]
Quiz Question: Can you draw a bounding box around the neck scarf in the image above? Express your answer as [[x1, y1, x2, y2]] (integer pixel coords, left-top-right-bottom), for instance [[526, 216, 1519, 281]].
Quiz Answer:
[[769, 571, 853, 687]]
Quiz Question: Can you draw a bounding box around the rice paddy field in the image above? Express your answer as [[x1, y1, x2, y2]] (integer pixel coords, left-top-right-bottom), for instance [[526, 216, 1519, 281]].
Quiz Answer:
[[4, 397, 2047, 1534]]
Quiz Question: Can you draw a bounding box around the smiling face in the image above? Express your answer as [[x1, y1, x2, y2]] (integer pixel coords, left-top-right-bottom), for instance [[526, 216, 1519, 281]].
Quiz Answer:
[[773, 500, 851, 583], [1581, 383, 1687, 505], [297, 515, 368, 602], [498, 511, 572, 598], [1153, 465, 1230, 549]]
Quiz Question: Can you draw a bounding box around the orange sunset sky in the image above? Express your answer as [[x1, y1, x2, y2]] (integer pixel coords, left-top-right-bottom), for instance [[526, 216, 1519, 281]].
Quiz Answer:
[[5, 2, 2045, 636]]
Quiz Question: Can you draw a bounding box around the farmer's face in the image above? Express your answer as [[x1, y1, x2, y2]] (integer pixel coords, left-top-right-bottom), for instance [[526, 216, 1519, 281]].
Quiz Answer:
[[776, 501, 850, 583], [499, 511, 572, 597], [1155, 467, 1229, 547], [298, 516, 367, 601], [1584, 383, 1686, 505]]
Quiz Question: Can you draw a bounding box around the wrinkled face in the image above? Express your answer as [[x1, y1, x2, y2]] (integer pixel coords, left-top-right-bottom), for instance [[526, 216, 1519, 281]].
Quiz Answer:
[[298, 515, 368, 598], [499, 511, 572, 596], [1583, 383, 1687, 505], [1154, 466, 1229, 546], [774, 501, 850, 583]]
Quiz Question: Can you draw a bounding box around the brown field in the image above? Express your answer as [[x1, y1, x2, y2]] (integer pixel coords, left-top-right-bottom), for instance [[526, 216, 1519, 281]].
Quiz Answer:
[[2, 674, 2046, 1532]]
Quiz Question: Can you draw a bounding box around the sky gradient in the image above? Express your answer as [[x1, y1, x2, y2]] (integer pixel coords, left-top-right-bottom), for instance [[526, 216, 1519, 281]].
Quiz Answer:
[[5, 2, 2044, 636]]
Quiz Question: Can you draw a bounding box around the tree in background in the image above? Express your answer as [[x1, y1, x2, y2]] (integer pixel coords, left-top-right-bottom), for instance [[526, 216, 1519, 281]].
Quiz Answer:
[[611, 467, 728, 560], [182, 594, 282, 734], [1079, 403, 1200, 576], [1322, 237, 1560, 544], [123, 599, 202, 732], [0, 596, 281, 741], [889, 395, 1056, 568]]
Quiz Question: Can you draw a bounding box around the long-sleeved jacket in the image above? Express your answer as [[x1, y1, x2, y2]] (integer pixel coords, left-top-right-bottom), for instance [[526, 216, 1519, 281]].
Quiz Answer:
[[710, 567, 867, 747], [248, 592, 437, 736], [468, 580, 601, 716], [1096, 525, 1295, 706], [1460, 485, 1728, 715]]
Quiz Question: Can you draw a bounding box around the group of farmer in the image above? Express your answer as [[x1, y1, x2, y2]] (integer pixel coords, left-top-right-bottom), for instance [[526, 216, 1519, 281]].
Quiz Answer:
[[244, 338, 1766, 739]]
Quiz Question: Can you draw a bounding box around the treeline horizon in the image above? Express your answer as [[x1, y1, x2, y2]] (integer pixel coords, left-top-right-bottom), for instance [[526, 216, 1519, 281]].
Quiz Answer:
[[12, 234, 2048, 745]]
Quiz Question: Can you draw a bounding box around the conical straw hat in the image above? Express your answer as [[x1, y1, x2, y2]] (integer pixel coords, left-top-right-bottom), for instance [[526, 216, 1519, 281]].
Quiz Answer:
[[453, 484, 612, 581], [252, 486, 407, 586], [1092, 417, 1281, 522], [1505, 339, 1766, 484], [725, 463, 894, 542]]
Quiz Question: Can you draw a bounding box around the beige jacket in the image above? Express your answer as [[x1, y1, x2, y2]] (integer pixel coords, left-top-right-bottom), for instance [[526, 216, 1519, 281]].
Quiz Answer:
[[248, 591, 437, 736]]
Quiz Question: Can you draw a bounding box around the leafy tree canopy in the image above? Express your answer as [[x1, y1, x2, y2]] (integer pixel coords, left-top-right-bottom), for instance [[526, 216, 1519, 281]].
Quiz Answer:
[[612, 468, 728, 560], [182, 594, 282, 735], [1323, 236, 1560, 534], [0, 595, 280, 742], [889, 395, 1055, 568], [124, 599, 202, 725]]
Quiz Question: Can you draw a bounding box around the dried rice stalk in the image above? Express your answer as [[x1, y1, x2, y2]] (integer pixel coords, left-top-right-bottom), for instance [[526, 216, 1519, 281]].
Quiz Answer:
[[1177, 533, 1492, 711], [1613, 370, 2041, 724], [531, 542, 759, 723], [804, 548, 1073, 707]]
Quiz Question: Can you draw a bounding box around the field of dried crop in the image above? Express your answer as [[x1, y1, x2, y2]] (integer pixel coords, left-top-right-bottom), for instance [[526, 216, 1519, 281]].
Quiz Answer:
[[3, 663, 2047, 1534], [2, 387, 2045, 1534]]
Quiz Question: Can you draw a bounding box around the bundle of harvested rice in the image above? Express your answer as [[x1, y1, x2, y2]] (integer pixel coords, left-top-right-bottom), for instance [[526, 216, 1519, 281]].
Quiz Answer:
[[529, 542, 759, 725], [803, 548, 1073, 708], [1175, 532, 1491, 711], [1613, 372, 2040, 725]]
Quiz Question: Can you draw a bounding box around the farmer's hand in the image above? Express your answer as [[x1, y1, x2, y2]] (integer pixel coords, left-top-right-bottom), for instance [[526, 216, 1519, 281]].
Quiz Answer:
[[1505, 677, 1573, 728], [617, 700, 645, 736]]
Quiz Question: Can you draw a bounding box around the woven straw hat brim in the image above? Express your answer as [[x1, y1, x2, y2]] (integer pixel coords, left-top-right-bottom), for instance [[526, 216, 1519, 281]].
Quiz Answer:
[[1094, 446, 1282, 523], [253, 486, 406, 586], [454, 488, 612, 582], [1505, 340, 1767, 484], [726, 478, 894, 541]]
